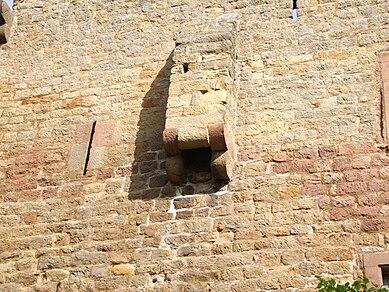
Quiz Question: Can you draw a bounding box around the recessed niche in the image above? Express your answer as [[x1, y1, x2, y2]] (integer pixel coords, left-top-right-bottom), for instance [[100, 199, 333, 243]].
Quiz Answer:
[[182, 147, 212, 183]]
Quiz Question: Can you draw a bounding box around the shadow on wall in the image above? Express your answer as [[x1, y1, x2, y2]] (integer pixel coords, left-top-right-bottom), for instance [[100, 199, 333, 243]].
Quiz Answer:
[[128, 51, 173, 200], [128, 50, 228, 200]]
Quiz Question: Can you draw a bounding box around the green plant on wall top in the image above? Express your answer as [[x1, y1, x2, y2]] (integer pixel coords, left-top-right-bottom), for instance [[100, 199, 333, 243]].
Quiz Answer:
[[317, 277, 389, 292]]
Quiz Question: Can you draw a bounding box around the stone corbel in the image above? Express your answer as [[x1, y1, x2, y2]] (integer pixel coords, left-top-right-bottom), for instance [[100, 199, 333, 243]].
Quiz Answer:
[[163, 121, 234, 184], [164, 18, 238, 185]]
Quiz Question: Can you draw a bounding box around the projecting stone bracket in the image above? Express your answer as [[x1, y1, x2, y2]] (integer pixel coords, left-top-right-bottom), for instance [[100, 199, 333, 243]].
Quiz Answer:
[[164, 16, 238, 185], [163, 122, 234, 184], [0, 0, 12, 45]]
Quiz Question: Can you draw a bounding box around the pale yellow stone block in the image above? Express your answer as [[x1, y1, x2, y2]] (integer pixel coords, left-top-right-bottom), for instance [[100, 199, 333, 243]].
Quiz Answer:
[[110, 264, 135, 276], [46, 269, 70, 282], [248, 59, 264, 69]]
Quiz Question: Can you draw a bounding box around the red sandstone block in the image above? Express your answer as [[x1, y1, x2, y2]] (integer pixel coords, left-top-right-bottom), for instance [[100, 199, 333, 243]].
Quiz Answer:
[[163, 128, 180, 156], [76, 123, 93, 143], [344, 170, 360, 182], [116, 166, 134, 176], [295, 148, 319, 159], [333, 157, 352, 171], [11, 179, 38, 192], [57, 183, 83, 198], [96, 168, 114, 180], [302, 183, 328, 196], [272, 152, 288, 162], [330, 207, 351, 221], [352, 207, 379, 217], [360, 169, 379, 180], [272, 162, 290, 173], [238, 147, 261, 161], [38, 176, 62, 187], [17, 189, 41, 201], [357, 143, 377, 154], [43, 162, 66, 174], [345, 169, 378, 182], [290, 160, 316, 173], [338, 144, 355, 156], [15, 153, 42, 168], [2, 192, 18, 202], [318, 145, 337, 157], [92, 120, 120, 147], [357, 193, 379, 207], [380, 192, 389, 204], [337, 182, 367, 194], [6, 167, 37, 178], [368, 179, 389, 192], [318, 196, 330, 209], [339, 143, 376, 156], [361, 219, 389, 232], [41, 188, 58, 199], [331, 196, 355, 207]]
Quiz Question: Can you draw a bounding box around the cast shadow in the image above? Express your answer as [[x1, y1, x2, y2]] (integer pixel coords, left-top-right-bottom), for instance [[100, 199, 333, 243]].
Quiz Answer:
[[128, 50, 228, 201]]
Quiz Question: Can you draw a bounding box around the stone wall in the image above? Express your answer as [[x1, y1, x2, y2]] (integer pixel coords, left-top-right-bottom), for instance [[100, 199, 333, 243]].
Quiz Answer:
[[0, 0, 388, 291]]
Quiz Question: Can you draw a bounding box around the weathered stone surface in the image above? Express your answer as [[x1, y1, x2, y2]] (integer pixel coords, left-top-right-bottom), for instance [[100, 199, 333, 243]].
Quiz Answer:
[[0, 0, 389, 291], [208, 122, 227, 151], [163, 128, 180, 156], [177, 124, 209, 150], [165, 156, 185, 184], [211, 151, 232, 180], [110, 264, 135, 276]]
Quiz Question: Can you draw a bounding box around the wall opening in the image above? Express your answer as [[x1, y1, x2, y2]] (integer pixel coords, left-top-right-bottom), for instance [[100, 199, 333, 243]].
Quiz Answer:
[[381, 52, 389, 140], [381, 265, 389, 287], [292, 0, 298, 20], [183, 63, 189, 73], [83, 121, 96, 175], [182, 147, 212, 183]]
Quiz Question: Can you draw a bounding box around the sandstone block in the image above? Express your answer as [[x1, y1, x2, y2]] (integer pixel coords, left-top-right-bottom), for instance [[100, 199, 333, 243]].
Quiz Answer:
[[110, 264, 135, 276], [177, 124, 209, 150], [281, 250, 305, 265], [92, 120, 120, 147], [45, 269, 70, 282], [244, 161, 267, 177], [165, 156, 185, 184], [337, 182, 367, 194], [76, 123, 94, 144], [87, 147, 105, 170], [163, 128, 180, 156], [91, 265, 108, 277], [319, 145, 337, 157], [330, 208, 352, 221], [67, 144, 88, 172], [272, 162, 290, 173], [173, 196, 203, 209], [150, 212, 173, 222], [148, 174, 168, 188], [211, 151, 232, 180], [208, 122, 227, 151]]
